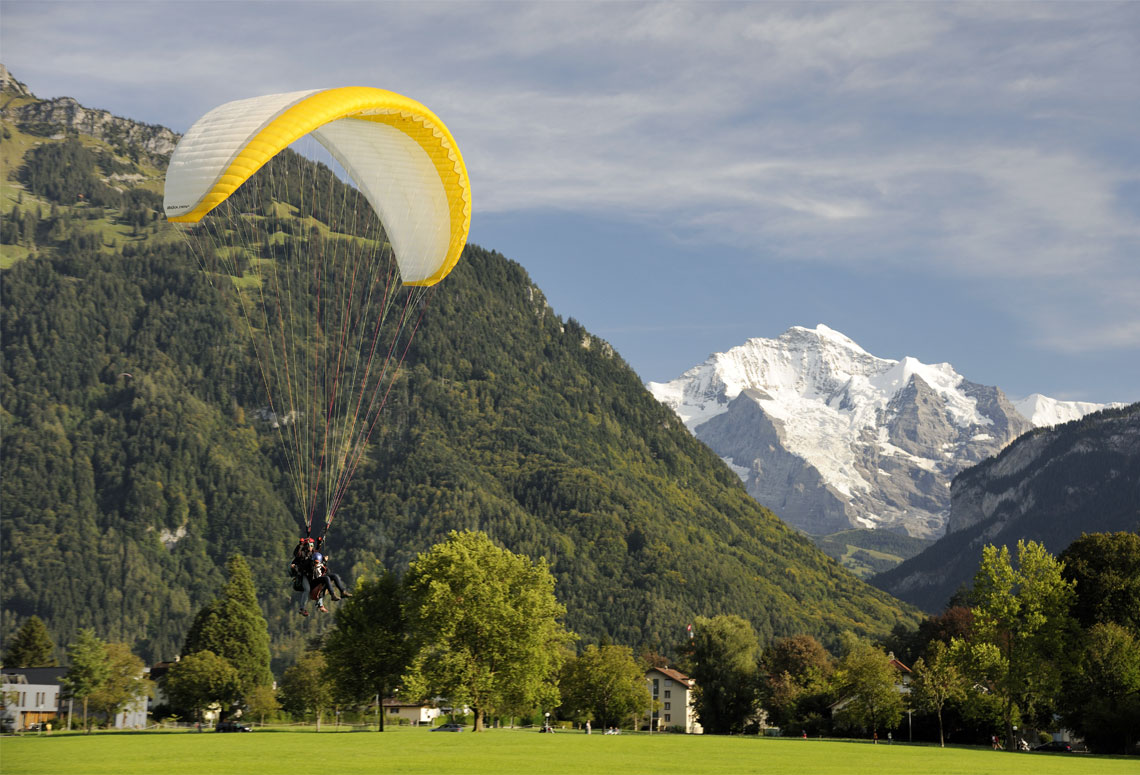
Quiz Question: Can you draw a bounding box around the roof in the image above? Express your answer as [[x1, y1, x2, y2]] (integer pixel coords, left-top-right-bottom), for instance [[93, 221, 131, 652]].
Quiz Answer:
[[148, 662, 176, 681], [1, 667, 67, 686], [381, 698, 435, 709], [647, 666, 694, 688], [888, 657, 912, 673]]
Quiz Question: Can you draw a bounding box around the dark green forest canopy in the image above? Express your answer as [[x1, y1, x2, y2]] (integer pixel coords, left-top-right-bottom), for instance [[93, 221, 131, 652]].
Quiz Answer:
[[0, 96, 917, 669]]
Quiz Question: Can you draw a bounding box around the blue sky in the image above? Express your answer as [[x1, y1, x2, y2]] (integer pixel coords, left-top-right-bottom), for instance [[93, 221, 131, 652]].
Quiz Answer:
[[4, 1, 1138, 403]]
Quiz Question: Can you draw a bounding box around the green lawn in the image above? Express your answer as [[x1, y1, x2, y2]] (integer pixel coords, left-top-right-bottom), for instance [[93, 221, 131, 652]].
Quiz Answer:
[[1, 728, 1131, 775]]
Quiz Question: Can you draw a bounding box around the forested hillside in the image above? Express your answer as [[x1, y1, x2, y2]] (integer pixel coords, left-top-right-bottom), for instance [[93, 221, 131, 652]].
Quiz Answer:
[[1, 71, 917, 670]]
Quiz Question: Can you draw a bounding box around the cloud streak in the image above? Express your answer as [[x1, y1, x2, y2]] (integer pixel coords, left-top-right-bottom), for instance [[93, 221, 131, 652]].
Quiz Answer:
[[3, 1, 1139, 361]]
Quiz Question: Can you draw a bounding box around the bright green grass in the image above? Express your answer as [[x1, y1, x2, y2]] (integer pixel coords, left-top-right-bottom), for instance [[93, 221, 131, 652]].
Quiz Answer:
[[1, 728, 1131, 775]]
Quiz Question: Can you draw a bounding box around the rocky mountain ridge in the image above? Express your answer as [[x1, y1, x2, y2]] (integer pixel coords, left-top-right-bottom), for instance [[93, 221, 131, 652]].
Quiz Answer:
[[1, 64, 178, 155]]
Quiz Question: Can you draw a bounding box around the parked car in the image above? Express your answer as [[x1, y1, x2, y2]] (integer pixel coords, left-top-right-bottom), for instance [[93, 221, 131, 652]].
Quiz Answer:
[[215, 720, 252, 732], [431, 723, 464, 732], [1033, 741, 1072, 753]]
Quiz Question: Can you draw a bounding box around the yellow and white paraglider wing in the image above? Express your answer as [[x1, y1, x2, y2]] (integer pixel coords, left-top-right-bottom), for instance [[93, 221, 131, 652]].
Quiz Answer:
[[163, 86, 471, 286]]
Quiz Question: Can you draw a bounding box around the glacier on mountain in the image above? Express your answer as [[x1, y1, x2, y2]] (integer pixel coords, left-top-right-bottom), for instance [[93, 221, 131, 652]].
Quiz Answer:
[[648, 325, 1117, 538]]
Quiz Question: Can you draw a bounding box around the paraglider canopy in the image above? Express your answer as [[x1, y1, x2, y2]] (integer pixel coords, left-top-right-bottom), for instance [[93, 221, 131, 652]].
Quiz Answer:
[[163, 86, 471, 543], [164, 86, 471, 286]]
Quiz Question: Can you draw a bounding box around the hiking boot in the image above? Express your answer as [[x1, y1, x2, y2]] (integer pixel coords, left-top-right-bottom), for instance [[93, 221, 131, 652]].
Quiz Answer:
[[300, 609, 309, 617], [341, 591, 353, 598], [318, 605, 328, 613]]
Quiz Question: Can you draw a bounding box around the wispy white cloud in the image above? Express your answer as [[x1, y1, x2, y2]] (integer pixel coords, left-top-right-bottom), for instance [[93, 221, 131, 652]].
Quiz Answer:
[[3, 0, 1139, 357]]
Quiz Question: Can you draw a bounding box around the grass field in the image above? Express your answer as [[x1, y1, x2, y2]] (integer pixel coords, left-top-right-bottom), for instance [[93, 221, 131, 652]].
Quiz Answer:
[[2, 727, 1132, 775]]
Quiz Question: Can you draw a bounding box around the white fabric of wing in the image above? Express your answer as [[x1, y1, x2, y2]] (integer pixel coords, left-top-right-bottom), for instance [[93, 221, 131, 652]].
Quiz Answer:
[[164, 90, 321, 217], [311, 118, 449, 283]]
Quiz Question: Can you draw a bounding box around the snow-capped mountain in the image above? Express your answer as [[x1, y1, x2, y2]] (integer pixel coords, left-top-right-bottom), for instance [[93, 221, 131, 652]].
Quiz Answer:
[[1012, 394, 1113, 427], [648, 325, 1119, 538]]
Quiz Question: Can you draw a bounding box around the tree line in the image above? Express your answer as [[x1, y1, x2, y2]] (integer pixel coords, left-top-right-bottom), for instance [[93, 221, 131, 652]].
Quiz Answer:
[[7, 531, 1136, 754], [702, 532, 1138, 754]]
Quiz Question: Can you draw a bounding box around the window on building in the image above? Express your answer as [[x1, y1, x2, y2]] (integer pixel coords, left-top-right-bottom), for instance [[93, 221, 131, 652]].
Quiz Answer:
[[664, 690, 671, 698], [665, 714, 671, 723], [388, 707, 400, 714], [664, 679, 673, 687], [664, 702, 671, 711], [651, 678, 659, 698]]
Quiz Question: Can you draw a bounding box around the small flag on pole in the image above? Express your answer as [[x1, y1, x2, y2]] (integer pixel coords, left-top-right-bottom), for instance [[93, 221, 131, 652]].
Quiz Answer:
[[687, 624, 693, 640]]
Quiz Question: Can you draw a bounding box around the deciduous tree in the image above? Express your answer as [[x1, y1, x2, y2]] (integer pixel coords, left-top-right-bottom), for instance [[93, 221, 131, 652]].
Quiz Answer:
[[163, 649, 241, 723], [559, 644, 649, 728], [244, 683, 279, 727], [87, 641, 152, 728], [279, 651, 333, 730], [908, 640, 965, 747], [688, 614, 760, 734], [403, 531, 573, 731], [1060, 532, 1140, 635], [323, 567, 411, 731], [759, 634, 834, 730], [62, 628, 110, 733], [1060, 622, 1140, 754], [961, 540, 1076, 750], [832, 633, 904, 738]]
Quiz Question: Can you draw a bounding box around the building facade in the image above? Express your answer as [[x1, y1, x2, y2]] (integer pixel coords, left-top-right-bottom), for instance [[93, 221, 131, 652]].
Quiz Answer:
[[382, 697, 442, 726], [2, 666, 149, 730], [645, 666, 702, 734], [1, 668, 65, 731]]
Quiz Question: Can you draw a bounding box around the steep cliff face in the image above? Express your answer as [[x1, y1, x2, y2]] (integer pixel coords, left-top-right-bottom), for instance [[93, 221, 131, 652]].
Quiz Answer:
[[697, 389, 851, 535], [944, 432, 1054, 535], [947, 405, 1140, 534], [873, 403, 1140, 611]]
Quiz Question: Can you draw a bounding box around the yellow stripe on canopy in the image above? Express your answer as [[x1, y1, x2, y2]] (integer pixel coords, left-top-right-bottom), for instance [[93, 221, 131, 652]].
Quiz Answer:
[[166, 87, 470, 287]]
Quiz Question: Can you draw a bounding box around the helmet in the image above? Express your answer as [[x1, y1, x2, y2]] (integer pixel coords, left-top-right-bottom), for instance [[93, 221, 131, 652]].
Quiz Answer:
[[313, 553, 323, 563]]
